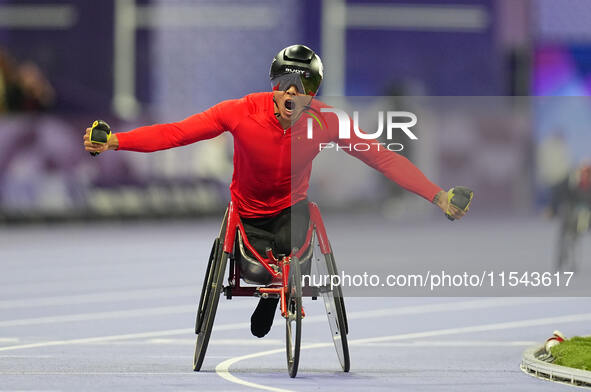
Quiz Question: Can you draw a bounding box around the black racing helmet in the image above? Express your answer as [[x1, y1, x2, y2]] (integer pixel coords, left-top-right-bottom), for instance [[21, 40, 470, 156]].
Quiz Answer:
[[270, 45, 323, 96]]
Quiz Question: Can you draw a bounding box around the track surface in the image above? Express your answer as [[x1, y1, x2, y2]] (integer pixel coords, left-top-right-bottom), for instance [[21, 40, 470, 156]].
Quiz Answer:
[[1, 216, 590, 391]]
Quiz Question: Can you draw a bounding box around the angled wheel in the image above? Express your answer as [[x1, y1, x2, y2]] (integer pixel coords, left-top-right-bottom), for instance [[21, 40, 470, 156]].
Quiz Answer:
[[286, 256, 302, 378], [195, 239, 218, 334], [193, 237, 227, 371], [316, 250, 350, 372], [326, 252, 349, 335]]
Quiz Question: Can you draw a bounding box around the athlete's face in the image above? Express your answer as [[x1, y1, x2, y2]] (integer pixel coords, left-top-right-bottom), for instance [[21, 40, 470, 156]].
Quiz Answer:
[[273, 85, 313, 124]]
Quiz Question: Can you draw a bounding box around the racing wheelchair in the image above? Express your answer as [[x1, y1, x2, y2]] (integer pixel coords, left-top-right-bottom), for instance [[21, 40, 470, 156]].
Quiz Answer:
[[192, 200, 349, 378]]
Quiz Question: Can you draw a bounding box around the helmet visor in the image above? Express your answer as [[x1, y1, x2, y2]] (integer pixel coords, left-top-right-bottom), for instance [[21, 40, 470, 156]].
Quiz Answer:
[[271, 72, 320, 96]]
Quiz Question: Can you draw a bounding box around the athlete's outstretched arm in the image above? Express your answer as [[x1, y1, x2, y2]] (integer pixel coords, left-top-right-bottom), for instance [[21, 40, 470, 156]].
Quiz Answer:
[[83, 98, 245, 154], [320, 115, 467, 220], [346, 140, 467, 219]]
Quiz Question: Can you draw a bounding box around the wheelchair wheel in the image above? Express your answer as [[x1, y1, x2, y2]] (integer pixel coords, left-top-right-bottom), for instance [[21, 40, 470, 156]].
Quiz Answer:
[[321, 252, 350, 372], [286, 255, 302, 378], [195, 239, 218, 334], [193, 237, 227, 371], [327, 252, 349, 335]]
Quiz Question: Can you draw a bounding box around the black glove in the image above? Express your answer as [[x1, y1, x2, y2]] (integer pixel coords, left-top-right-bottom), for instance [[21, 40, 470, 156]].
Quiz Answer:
[[446, 186, 474, 221], [89, 120, 111, 156]]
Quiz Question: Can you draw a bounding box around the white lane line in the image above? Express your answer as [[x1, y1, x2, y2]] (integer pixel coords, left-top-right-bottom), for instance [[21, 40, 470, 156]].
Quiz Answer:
[[0, 297, 496, 328], [0, 296, 552, 330], [0, 338, 19, 343], [349, 312, 591, 345], [0, 301, 253, 328], [360, 340, 538, 347], [91, 338, 536, 348], [0, 286, 198, 309], [0, 280, 191, 296], [0, 372, 200, 376], [0, 328, 192, 352], [0, 305, 195, 328], [0, 390, 62, 392], [0, 297, 570, 348], [88, 338, 284, 346], [148, 338, 284, 346], [216, 346, 301, 392], [214, 311, 591, 392]]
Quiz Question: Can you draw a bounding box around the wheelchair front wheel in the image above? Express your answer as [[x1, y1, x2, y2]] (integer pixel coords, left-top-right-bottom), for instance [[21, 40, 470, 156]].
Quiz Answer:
[[193, 238, 227, 371], [286, 255, 302, 378]]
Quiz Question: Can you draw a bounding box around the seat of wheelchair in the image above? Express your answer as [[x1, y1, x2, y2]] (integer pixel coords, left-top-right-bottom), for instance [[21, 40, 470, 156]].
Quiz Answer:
[[234, 229, 314, 286]]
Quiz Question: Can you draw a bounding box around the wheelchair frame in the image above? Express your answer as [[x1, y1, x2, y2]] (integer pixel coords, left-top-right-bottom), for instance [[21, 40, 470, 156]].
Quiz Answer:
[[192, 200, 349, 377]]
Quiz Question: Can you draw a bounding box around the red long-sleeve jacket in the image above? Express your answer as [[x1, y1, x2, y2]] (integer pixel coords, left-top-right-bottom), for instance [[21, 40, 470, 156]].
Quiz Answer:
[[116, 92, 442, 218]]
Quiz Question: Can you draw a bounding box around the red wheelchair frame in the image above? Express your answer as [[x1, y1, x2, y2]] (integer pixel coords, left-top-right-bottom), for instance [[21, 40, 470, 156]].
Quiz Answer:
[[223, 201, 331, 314], [193, 200, 349, 378]]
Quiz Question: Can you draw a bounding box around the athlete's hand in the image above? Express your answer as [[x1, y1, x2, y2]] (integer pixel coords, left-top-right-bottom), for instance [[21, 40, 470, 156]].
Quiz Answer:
[[434, 187, 473, 221], [435, 191, 465, 220], [83, 127, 118, 154]]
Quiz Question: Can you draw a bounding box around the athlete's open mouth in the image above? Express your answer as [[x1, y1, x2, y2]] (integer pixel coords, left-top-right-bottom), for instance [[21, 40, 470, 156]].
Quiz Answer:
[[284, 99, 294, 114]]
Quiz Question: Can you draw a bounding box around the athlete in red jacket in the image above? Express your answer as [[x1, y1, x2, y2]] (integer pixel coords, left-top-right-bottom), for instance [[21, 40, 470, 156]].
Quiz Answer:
[[84, 45, 468, 337]]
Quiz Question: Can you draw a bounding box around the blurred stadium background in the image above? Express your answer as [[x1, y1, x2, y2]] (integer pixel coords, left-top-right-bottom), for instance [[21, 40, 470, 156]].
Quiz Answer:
[[0, 0, 590, 222]]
